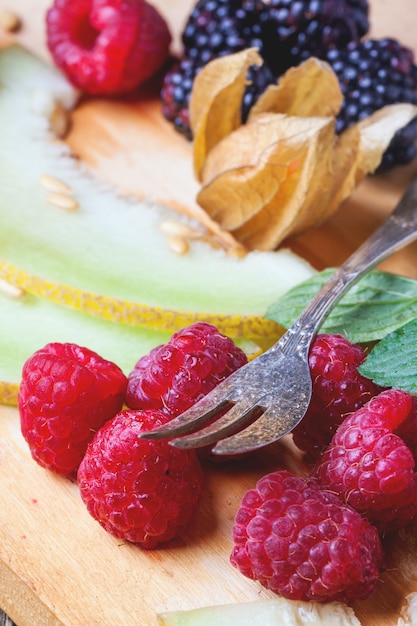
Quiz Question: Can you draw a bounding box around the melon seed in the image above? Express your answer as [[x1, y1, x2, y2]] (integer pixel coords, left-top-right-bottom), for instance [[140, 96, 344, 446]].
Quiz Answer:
[[0, 278, 25, 299], [167, 235, 190, 255], [47, 193, 79, 212], [39, 174, 74, 196], [160, 220, 202, 240], [0, 10, 21, 33]]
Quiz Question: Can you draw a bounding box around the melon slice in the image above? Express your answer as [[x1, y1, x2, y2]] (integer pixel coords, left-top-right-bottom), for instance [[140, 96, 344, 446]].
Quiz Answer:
[[0, 45, 315, 343], [157, 598, 362, 626], [0, 289, 173, 405]]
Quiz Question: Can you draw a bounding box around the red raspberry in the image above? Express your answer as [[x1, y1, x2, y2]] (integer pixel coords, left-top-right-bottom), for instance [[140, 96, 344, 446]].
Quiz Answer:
[[77, 408, 204, 548], [395, 396, 417, 462], [292, 333, 382, 462], [314, 389, 417, 533], [230, 470, 383, 603], [46, 0, 172, 95], [18, 342, 127, 476], [125, 322, 248, 417]]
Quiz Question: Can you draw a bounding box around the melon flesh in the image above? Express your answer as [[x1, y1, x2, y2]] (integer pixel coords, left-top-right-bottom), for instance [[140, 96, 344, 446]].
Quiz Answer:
[[0, 289, 172, 405], [0, 46, 315, 341], [157, 598, 362, 626]]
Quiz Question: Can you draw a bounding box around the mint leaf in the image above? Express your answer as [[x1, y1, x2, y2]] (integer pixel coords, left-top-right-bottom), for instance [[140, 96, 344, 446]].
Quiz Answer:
[[359, 318, 417, 393], [265, 269, 417, 344]]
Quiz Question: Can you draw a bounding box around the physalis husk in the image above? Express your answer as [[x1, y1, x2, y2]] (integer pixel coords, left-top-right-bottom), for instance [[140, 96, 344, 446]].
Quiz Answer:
[[190, 48, 417, 251]]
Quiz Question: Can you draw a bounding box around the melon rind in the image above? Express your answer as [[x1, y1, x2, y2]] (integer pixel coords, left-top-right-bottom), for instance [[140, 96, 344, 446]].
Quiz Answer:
[[157, 598, 361, 626], [0, 46, 315, 341]]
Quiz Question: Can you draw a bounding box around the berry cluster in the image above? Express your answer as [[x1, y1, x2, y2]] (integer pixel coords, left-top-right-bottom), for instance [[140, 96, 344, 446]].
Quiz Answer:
[[231, 333, 417, 602], [18, 327, 417, 602], [161, 0, 417, 168], [18, 322, 246, 547]]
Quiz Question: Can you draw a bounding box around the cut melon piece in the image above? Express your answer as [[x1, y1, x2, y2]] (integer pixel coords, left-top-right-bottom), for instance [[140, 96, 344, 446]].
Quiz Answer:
[[157, 598, 362, 626], [0, 45, 315, 342], [0, 289, 173, 405]]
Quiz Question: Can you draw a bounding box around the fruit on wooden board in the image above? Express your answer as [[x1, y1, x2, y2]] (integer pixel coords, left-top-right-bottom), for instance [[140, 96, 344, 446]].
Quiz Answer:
[[157, 597, 361, 626], [0, 44, 315, 345]]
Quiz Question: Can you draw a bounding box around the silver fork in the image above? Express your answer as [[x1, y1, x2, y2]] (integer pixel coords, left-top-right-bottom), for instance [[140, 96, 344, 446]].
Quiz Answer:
[[141, 177, 417, 455]]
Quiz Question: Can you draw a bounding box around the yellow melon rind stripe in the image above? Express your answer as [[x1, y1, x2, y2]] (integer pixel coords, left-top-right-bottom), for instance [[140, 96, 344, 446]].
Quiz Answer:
[[0, 260, 283, 341], [0, 381, 19, 406]]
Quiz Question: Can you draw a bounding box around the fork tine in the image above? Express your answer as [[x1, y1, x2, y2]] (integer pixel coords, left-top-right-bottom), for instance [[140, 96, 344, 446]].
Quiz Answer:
[[139, 385, 236, 440], [170, 398, 266, 449], [212, 395, 310, 455]]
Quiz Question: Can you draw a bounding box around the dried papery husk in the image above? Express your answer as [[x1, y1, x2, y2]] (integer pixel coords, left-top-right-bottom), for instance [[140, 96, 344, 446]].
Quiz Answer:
[[248, 57, 343, 120], [190, 47, 263, 181], [191, 49, 417, 251], [228, 118, 337, 249], [323, 102, 417, 222], [198, 113, 336, 248]]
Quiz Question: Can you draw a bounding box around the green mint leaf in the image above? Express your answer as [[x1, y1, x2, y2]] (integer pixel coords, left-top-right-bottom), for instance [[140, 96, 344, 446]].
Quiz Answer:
[[265, 269, 417, 344], [359, 318, 417, 393]]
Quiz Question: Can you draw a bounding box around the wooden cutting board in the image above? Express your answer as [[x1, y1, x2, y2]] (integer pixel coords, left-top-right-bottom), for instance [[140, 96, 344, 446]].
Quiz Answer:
[[1, 1, 417, 625]]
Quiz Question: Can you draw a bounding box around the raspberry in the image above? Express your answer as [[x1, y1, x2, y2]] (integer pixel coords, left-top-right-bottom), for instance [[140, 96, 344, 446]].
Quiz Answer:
[[292, 333, 381, 462], [46, 0, 172, 95], [125, 322, 247, 417], [18, 342, 127, 476], [314, 389, 417, 533], [77, 408, 204, 548], [230, 470, 383, 603], [325, 38, 417, 168], [395, 396, 417, 463]]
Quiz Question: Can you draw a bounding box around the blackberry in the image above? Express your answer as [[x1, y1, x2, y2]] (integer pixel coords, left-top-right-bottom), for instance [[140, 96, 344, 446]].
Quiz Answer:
[[260, 0, 369, 76], [242, 63, 277, 121], [161, 0, 268, 138], [161, 57, 196, 140], [161, 0, 370, 139], [162, 56, 276, 138], [182, 0, 265, 65], [325, 38, 417, 168]]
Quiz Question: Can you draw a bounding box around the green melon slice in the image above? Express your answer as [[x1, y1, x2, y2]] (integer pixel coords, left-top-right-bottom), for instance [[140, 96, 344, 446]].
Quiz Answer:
[[0, 45, 315, 343], [157, 598, 361, 626], [0, 289, 173, 405]]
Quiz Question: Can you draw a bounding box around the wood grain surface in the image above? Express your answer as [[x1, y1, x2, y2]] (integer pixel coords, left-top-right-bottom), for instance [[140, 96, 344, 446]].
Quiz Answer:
[[1, 1, 417, 625]]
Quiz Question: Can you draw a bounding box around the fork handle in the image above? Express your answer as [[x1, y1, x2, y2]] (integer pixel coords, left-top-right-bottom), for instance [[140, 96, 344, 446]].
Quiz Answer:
[[280, 177, 417, 354]]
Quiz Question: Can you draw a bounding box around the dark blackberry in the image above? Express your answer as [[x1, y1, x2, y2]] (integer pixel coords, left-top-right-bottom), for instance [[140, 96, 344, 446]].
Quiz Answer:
[[182, 0, 266, 65], [380, 119, 417, 170], [161, 57, 196, 140], [161, 0, 267, 137], [242, 62, 277, 121], [325, 38, 417, 168], [260, 0, 369, 76], [161, 57, 276, 138]]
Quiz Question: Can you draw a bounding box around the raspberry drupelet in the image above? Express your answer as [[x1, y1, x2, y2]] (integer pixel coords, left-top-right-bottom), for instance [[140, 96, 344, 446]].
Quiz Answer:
[[18, 342, 127, 476], [77, 408, 204, 548], [231, 470, 384, 603], [125, 322, 248, 418]]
